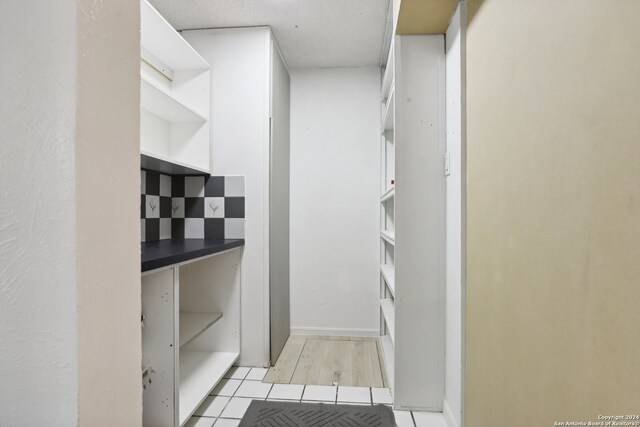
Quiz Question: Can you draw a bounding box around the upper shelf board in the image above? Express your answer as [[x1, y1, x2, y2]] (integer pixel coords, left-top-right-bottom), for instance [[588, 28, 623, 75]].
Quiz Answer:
[[141, 78, 208, 123], [140, 153, 211, 176], [141, 0, 209, 71]]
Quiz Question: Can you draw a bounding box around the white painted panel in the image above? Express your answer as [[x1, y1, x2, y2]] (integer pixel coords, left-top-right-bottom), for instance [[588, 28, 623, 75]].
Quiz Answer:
[[182, 27, 271, 366], [290, 67, 380, 334], [269, 38, 291, 363], [394, 35, 446, 411], [444, 4, 465, 427], [142, 268, 178, 427]]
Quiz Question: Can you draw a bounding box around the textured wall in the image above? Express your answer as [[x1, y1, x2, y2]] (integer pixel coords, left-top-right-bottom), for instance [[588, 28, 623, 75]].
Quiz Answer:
[[0, 1, 79, 424], [466, 0, 640, 425]]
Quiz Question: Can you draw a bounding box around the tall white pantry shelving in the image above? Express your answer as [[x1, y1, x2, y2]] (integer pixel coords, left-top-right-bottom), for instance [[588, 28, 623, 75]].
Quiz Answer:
[[379, 34, 446, 411], [140, 2, 241, 426]]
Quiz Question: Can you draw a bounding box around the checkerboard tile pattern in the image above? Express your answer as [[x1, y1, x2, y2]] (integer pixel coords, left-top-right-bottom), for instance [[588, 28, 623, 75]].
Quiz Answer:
[[184, 366, 443, 427], [140, 170, 173, 242], [141, 171, 245, 242]]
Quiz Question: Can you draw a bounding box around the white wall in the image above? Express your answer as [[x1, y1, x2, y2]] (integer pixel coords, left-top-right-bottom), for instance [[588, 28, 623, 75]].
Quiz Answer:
[[290, 67, 380, 335], [183, 28, 272, 366], [444, 3, 465, 427], [0, 1, 141, 425], [0, 1, 78, 423]]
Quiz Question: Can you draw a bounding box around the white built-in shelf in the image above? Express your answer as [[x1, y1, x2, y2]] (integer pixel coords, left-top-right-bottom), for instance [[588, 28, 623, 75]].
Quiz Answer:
[[141, 0, 209, 72], [141, 78, 207, 123], [179, 351, 239, 426], [380, 264, 395, 297], [381, 298, 395, 344], [381, 230, 395, 245], [382, 88, 395, 132], [381, 45, 394, 101], [179, 312, 223, 347], [379, 334, 394, 388], [381, 187, 395, 202]]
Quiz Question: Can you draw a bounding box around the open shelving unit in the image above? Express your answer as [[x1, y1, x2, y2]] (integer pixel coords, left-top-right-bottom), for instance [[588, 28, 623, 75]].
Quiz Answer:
[[377, 33, 447, 412], [142, 248, 241, 427], [379, 39, 397, 406], [140, 0, 211, 175]]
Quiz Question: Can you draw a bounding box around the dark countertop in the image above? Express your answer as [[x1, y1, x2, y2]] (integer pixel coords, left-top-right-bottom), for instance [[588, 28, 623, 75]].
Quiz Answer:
[[142, 238, 244, 272]]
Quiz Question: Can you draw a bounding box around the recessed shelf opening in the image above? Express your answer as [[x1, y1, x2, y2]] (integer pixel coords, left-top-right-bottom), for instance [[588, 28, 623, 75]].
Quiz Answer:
[[382, 197, 395, 233]]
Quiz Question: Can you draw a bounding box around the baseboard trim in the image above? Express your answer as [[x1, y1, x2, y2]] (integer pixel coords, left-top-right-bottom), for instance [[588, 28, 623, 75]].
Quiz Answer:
[[443, 400, 460, 427], [290, 327, 379, 337]]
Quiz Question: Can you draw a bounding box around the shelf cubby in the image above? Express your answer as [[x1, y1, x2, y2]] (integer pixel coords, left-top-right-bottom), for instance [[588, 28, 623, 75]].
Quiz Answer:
[[380, 298, 395, 344], [380, 264, 395, 297], [179, 312, 223, 347], [141, 77, 207, 123], [179, 350, 238, 425], [380, 230, 395, 245]]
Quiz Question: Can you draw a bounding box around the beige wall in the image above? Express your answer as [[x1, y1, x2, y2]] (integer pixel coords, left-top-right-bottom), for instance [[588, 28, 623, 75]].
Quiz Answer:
[[76, 0, 141, 425], [466, 0, 640, 425], [396, 0, 458, 34]]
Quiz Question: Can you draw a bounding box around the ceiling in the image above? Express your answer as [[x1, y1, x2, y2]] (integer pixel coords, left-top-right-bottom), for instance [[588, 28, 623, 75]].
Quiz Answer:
[[148, 0, 391, 69]]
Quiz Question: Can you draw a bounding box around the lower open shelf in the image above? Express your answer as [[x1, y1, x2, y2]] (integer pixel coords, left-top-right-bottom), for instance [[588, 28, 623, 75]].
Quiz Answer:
[[179, 351, 239, 426], [179, 312, 223, 347], [379, 334, 394, 391], [380, 298, 395, 344]]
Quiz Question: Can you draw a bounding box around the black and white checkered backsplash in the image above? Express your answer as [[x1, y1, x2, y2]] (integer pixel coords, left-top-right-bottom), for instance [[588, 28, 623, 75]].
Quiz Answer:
[[141, 170, 245, 242]]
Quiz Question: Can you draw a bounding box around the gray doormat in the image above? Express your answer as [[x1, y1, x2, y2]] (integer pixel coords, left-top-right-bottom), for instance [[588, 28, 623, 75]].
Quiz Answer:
[[239, 400, 396, 427]]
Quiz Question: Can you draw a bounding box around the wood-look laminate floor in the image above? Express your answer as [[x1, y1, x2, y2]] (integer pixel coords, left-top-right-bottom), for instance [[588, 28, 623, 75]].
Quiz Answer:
[[263, 335, 387, 388]]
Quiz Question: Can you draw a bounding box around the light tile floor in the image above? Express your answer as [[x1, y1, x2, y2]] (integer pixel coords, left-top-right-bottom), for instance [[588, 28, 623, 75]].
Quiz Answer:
[[185, 367, 447, 427]]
